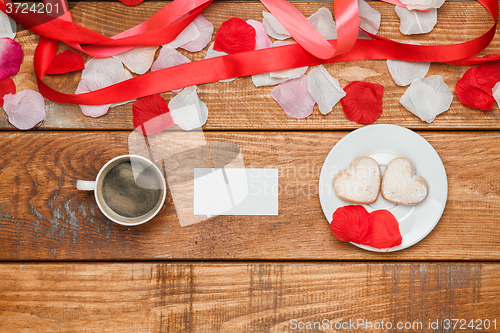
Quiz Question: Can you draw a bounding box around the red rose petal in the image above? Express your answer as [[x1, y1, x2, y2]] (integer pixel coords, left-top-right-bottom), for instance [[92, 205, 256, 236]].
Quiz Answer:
[[0, 77, 16, 107], [330, 205, 372, 244], [118, 0, 143, 6], [340, 81, 384, 124], [132, 95, 174, 136], [367, 210, 402, 249], [456, 62, 500, 111], [45, 50, 85, 75], [214, 18, 256, 54]]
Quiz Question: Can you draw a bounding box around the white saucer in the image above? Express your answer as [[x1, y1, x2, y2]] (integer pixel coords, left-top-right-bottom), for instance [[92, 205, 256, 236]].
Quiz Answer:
[[319, 124, 448, 252]]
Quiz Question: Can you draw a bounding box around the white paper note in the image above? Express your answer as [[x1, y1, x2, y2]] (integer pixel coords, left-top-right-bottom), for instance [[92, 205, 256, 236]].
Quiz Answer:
[[194, 168, 278, 216]]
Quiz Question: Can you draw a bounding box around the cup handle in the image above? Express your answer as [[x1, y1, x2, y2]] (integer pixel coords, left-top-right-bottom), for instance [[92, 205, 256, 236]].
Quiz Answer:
[[77, 180, 96, 191]]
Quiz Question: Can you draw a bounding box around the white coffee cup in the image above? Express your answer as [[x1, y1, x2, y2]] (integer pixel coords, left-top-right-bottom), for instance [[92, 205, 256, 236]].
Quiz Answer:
[[77, 155, 166, 226]]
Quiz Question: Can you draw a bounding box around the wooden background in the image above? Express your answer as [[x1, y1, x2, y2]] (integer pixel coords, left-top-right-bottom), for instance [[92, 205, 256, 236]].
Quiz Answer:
[[1, 1, 500, 332]]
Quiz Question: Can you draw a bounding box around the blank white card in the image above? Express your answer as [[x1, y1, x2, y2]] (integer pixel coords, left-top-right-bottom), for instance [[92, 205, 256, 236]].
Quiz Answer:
[[194, 168, 278, 216]]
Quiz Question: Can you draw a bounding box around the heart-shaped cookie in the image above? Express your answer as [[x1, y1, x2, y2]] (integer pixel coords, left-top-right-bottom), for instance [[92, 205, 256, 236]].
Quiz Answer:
[[333, 156, 381, 204], [381, 157, 428, 205]]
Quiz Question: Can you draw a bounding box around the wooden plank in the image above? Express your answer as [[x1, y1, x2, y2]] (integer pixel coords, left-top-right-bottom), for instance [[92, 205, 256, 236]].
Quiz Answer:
[[1, 131, 500, 261], [1, 1, 500, 130], [0, 262, 499, 332]]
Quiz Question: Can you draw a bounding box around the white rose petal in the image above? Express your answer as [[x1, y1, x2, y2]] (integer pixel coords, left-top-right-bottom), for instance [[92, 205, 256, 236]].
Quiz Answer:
[[307, 65, 346, 115], [400, 75, 453, 123]]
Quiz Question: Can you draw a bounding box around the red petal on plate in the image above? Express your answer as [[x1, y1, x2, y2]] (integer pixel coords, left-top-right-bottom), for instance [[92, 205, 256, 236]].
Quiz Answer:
[[213, 18, 256, 54], [455, 62, 500, 111], [0, 77, 15, 106], [45, 50, 85, 75], [330, 205, 372, 244], [117, 0, 143, 5], [367, 210, 402, 249], [132, 95, 174, 135], [340, 81, 384, 124]]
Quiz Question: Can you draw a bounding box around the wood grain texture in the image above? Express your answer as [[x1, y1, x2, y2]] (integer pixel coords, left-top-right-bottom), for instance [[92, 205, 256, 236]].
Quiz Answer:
[[1, 131, 500, 261], [0, 262, 499, 332], [1, 1, 500, 130]]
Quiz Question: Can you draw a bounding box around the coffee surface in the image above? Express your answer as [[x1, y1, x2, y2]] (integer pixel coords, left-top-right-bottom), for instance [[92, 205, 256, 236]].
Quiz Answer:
[[102, 160, 163, 218]]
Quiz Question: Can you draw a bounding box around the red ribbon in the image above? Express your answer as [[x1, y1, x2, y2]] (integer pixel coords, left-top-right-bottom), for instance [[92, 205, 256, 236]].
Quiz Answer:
[[1, 0, 498, 105]]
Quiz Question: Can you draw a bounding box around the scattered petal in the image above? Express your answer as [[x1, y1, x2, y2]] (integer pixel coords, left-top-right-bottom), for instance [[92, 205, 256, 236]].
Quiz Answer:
[[81, 57, 132, 91], [387, 43, 430, 86], [180, 14, 214, 52], [77, 57, 134, 117], [395, 6, 437, 35], [0, 38, 23, 80], [400, 75, 452, 123], [45, 50, 85, 75], [205, 42, 227, 59], [0, 10, 16, 39], [270, 75, 315, 119], [367, 210, 402, 249], [151, 45, 191, 73], [113, 46, 158, 75], [3, 90, 45, 130], [307, 7, 337, 40], [262, 11, 291, 40], [307, 65, 346, 115], [168, 20, 201, 50], [117, 0, 143, 6], [169, 86, 208, 131], [358, 0, 381, 35], [246, 19, 272, 50], [359, 31, 375, 40], [341, 81, 384, 124], [213, 18, 256, 54], [132, 94, 174, 135], [493, 81, 500, 107], [0, 77, 15, 106], [252, 73, 288, 87], [330, 205, 373, 244], [399, 0, 444, 10], [270, 41, 308, 79], [75, 80, 111, 118], [456, 62, 500, 110], [205, 43, 235, 82]]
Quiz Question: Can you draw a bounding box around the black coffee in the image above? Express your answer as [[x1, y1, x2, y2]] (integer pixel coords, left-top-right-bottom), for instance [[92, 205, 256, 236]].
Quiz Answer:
[[102, 159, 163, 218]]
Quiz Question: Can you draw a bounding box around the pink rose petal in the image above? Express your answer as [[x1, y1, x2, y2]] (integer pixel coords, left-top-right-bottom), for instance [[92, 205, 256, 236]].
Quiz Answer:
[[180, 14, 214, 52], [246, 19, 272, 50], [270, 75, 315, 119], [0, 38, 23, 80], [3, 90, 46, 130]]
